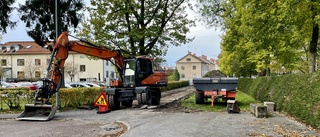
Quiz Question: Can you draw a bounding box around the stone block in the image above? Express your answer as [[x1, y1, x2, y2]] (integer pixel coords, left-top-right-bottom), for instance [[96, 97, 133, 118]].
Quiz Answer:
[[264, 102, 275, 115], [250, 103, 256, 115], [255, 105, 267, 118]]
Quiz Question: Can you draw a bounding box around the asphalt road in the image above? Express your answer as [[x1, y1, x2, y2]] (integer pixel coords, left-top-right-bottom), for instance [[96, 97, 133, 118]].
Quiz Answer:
[[0, 86, 319, 137]]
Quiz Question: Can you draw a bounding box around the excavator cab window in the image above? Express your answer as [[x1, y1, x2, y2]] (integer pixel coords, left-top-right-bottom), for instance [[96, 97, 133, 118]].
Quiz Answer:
[[136, 58, 153, 84], [123, 59, 136, 87]]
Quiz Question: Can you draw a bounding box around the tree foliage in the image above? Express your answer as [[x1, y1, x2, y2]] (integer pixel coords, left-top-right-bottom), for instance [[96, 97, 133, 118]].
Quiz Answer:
[[196, 0, 320, 76], [18, 0, 84, 46], [0, 0, 16, 33], [77, 0, 195, 57], [168, 69, 180, 81]]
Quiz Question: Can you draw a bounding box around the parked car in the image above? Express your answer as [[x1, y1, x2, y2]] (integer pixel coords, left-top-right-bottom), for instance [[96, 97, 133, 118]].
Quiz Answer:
[[64, 83, 73, 88], [17, 82, 33, 88], [85, 83, 101, 87], [69, 83, 91, 88], [1, 81, 12, 88], [30, 82, 73, 90]]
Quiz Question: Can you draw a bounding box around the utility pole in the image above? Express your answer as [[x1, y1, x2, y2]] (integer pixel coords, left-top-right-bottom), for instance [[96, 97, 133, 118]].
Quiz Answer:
[[55, 0, 60, 112]]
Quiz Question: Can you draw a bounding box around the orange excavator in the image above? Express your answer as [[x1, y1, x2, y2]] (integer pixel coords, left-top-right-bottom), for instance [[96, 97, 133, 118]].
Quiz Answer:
[[17, 32, 167, 121]]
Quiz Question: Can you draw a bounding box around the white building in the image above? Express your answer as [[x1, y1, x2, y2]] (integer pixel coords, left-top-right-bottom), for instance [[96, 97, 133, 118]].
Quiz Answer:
[[0, 41, 115, 86]]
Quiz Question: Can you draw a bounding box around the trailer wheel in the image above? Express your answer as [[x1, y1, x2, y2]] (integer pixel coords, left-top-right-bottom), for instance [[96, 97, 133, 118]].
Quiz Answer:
[[195, 91, 204, 104], [108, 95, 120, 110], [122, 100, 133, 108]]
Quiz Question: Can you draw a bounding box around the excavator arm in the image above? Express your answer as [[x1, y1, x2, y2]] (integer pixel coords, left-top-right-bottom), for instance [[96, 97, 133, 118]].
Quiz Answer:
[[45, 32, 125, 98], [17, 32, 125, 121]]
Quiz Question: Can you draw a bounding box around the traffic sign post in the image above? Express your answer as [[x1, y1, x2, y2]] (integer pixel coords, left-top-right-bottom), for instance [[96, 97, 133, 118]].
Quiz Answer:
[[94, 92, 110, 114]]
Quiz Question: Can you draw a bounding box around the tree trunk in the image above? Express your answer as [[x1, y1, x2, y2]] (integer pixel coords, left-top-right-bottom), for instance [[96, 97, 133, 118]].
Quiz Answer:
[[309, 23, 319, 73]]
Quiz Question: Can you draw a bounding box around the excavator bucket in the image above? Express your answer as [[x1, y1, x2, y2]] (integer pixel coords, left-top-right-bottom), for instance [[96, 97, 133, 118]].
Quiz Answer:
[[16, 104, 56, 121]]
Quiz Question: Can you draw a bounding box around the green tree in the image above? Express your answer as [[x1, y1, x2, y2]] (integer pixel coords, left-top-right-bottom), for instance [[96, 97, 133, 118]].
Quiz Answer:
[[78, 0, 195, 57], [168, 69, 180, 81], [0, 0, 16, 33], [18, 0, 84, 46], [196, 0, 310, 76]]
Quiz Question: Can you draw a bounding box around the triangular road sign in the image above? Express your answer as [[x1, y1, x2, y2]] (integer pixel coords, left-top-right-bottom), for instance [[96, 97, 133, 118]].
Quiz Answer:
[[94, 92, 108, 107]]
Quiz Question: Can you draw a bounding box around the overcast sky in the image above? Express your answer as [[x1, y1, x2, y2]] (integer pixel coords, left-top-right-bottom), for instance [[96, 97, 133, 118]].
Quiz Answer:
[[1, 0, 222, 67]]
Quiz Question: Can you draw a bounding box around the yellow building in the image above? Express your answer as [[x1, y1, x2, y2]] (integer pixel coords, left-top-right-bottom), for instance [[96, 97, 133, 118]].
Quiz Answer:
[[176, 51, 217, 81], [0, 41, 114, 85]]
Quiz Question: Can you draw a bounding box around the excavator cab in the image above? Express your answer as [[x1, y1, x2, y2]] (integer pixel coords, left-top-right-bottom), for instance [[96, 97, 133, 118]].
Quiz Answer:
[[122, 56, 158, 87]]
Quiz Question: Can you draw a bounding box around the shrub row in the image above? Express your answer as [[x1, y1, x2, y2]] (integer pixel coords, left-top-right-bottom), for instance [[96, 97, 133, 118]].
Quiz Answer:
[[238, 73, 320, 128], [160, 81, 189, 91], [0, 81, 189, 111], [0, 87, 103, 110]]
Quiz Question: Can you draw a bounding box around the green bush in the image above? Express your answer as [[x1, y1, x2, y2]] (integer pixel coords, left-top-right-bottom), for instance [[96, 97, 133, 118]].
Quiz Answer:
[[238, 73, 320, 128], [167, 69, 180, 81], [0, 81, 188, 111], [160, 81, 189, 91]]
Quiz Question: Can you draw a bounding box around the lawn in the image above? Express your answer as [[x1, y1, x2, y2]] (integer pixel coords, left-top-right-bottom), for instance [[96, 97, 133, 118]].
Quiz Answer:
[[181, 90, 260, 112]]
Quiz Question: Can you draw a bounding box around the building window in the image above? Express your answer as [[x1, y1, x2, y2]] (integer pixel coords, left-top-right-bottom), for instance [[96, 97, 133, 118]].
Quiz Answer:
[[181, 66, 185, 70], [17, 71, 25, 79], [186, 58, 191, 61], [1, 59, 7, 66], [193, 66, 196, 70], [35, 71, 41, 78], [106, 61, 109, 66], [80, 65, 86, 72], [80, 55, 85, 58], [17, 59, 25, 66], [35, 59, 41, 66], [106, 71, 109, 78], [181, 74, 185, 78]]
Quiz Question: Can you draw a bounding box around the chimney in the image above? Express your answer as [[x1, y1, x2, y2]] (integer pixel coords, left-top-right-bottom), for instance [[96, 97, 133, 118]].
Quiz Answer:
[[188, 51, 192, 55], [201, 55, 207, 60]]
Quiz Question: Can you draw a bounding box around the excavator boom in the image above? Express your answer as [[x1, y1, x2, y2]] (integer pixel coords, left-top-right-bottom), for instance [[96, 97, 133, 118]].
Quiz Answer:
[[17, 31, 168, 121], [17, 32, 125, 121]]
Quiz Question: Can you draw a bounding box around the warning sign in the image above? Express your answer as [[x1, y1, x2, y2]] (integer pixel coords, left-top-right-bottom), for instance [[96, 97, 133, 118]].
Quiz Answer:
[[94, 92, 108, 106]]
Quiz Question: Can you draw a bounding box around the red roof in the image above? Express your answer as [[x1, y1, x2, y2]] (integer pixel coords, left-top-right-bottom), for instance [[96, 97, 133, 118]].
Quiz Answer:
[[1, 41, 51, 55]]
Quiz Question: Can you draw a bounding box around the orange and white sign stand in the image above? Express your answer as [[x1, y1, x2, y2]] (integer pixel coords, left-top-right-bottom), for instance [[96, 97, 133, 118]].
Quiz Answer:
[[94, 92, 109, 114]]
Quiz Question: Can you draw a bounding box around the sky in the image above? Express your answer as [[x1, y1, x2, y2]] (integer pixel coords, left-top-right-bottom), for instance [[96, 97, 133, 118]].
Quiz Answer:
[[1, 0, 222, 67]]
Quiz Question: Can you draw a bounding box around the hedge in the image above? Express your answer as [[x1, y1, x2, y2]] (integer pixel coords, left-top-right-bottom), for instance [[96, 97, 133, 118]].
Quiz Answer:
[[160, 81, 189, 91], [238, 73, 320, 128], [0, 81, 189, 111]]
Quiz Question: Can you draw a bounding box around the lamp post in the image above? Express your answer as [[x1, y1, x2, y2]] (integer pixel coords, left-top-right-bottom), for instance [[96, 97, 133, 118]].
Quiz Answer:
[[55, 0, 60, 113]]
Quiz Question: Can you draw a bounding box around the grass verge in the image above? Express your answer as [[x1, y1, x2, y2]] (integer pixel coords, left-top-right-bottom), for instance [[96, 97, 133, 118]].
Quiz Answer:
[[181, 90, 260, 112]]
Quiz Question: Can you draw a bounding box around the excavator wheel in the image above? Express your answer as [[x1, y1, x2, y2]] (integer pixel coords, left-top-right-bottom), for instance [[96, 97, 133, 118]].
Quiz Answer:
[[121, 100, 133, 108], [136, 93, 143, 105], [150, 89, 161, 105], [108, 95, 120, 110], [141, 92, 149, 104]]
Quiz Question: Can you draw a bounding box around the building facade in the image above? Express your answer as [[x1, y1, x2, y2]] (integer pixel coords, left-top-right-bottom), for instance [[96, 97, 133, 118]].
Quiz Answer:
[[0, 41, 115, 86], [176, 51, 217, 81]]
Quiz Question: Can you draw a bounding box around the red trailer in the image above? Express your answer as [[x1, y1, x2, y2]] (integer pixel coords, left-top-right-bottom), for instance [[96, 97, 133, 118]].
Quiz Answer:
[[193, 77, 238, 107]]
